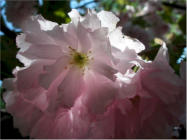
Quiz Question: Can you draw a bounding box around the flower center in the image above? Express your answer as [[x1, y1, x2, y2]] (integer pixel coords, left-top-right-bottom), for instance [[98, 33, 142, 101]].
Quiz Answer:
[[72, 52, 89, 68], [68, 46, 90, 69]]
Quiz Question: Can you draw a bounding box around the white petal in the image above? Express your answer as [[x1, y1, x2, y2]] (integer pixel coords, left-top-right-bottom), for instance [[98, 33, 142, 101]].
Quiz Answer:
[[90, 28, 112, 65], [19, 44, 63, 60], [154, 41, 169, 64], [112, 47, 143, 74], [38, 18, 58, 31], [81, 10, 101, 31], [68, 9, 83, 25], [77, 22, 91, 53], [109, 27, 145, 53], [97, 11, 119, 32]]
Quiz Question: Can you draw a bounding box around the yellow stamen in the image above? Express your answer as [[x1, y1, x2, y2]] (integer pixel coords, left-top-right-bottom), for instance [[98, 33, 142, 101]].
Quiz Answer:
[[68, 46, 90, 70]]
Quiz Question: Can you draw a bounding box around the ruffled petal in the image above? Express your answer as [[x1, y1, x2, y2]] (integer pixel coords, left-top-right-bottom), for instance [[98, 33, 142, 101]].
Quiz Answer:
[[90, 60, 117, 81], [52, 98, 90, 138], [115, 70, 137, 99], [68, 9, 83, 26], [22, 15, 57, 32], [112, 47, 143, 74], [2, 78, 14, 91], [64, 23, 79, 50], [154, 41, 169, 65], [89, 28, 112, 65], [82, 72, 117, 114], [5, 95, 43, 137], [109, 27, 145, 53], [81, 10, 101, 31], [22, 15, 58, 45], [16, 61, 48, 92], [30, 114, 56, 139], [39, 55, 69, 89], [57, 67, 84, 108], [97, 11, 119, 32], [77, 22, 91, 53], [19, 44, 63, 60], [88, 108, 115, 138]]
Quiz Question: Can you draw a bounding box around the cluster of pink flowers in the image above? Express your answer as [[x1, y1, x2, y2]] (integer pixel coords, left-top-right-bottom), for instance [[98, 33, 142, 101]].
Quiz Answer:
[[3, 9, 186, 139], [118, 0, 169, 50]]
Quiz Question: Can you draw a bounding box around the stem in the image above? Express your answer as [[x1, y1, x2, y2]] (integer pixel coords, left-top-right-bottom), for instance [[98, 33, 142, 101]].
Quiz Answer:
[[162, 2, 186, 10]]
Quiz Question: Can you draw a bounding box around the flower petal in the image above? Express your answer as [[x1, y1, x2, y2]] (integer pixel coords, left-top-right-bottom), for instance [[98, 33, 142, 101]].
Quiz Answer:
[[89, 28, 112, 65], [97, 11, 119, 32], [112, 47, 143, 74], [77, 22, 91, 53], [16, 61, 49, 92], [90, 60, 117, 81], [22, 15, 57, 32], [109, 27, 145, 53], [2, 78, 14, 91], [154, 41, 169, 65], [39, 55, 69, 89], [19, 44, 63, 60], [52, 99, 90, 138], [68, 9, 83, 26], [30, 114, 56, 139], [81, 10, 101, 31], [5, 95, 42, 137], [82, 72, 117, 114], [57, 67, 84, 108]]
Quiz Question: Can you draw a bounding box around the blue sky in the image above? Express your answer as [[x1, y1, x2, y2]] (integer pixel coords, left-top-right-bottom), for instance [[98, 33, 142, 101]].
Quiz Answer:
[[70, 0, 97, 9], [0, 80, 2, 87], [177, 47, 187, 64], [70, 0, 97, 14]]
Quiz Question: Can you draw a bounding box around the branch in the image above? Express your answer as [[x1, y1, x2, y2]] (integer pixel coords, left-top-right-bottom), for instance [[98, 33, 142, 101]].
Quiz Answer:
[[162, 2, 186, 10]]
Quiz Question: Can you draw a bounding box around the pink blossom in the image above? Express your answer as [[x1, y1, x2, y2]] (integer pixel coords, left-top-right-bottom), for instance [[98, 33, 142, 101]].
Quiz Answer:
[[2, 9, 185, 139], [113, 42, 186, 138], [117, 0, 169, 49], [123, 22, 152, 50], [137, 0, 162, 16], [144, 13, 169, 37], [81, 42, 185, 138], [6, 0, 37, 28], [3, 9, 144, 138]]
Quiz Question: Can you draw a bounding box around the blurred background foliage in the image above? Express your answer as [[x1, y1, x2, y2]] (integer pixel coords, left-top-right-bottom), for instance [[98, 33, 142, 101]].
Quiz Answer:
[[0, 0, 186, 138]]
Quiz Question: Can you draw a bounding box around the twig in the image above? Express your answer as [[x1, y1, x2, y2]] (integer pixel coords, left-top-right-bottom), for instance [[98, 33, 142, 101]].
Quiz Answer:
[[162, 2, 186, 10]]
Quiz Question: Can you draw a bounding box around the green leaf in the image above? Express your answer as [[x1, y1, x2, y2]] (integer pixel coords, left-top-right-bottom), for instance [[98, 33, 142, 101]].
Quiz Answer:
[[0, 87, 5, 109], [132, 16, 151, 28], [54, 10, 66, 18], [37, 1, 71, 24], [158, 6, 173, 23], [178, 14, 186, 34]]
